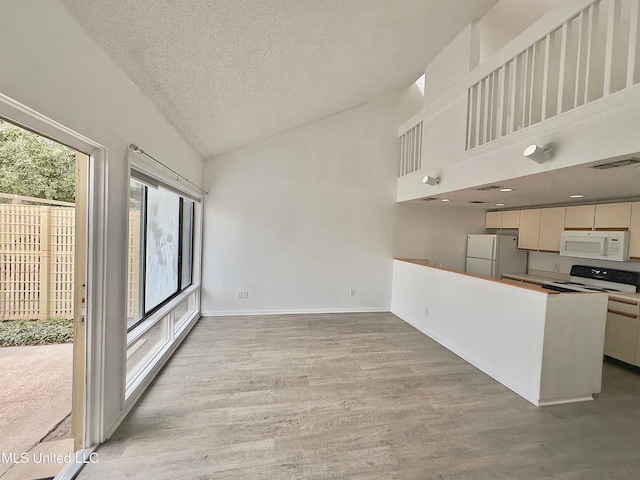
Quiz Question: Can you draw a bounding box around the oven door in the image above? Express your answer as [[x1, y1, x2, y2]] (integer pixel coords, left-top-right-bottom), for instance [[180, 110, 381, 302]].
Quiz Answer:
[[541, 283, 582, 293], [560, 232, 608, 260]]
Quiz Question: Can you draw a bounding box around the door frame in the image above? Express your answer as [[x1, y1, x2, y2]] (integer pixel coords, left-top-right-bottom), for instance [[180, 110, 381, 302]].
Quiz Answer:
[[0, 92, 108, 448]]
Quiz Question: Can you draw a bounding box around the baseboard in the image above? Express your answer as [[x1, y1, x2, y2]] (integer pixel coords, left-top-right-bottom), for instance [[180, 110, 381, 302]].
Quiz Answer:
[[201, 307, 390, 317]]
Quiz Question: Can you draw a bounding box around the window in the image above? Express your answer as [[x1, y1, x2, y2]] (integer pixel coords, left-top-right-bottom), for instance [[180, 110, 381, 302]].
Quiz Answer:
[[180, 199, 194, 289], [126, 315, 169, 384], [127, 181, 144, 327], [125, 169, 200, 397], [127, 178, 196, 331], [144, 186, 180, 313]]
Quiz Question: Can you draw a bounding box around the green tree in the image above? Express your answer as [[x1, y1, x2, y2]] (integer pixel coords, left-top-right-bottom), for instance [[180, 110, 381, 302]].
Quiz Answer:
[[0, 119, 75, 202]]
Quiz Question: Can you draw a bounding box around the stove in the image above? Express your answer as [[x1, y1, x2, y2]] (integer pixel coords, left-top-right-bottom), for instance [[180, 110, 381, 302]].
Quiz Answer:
[[541, 265, 640, 294]]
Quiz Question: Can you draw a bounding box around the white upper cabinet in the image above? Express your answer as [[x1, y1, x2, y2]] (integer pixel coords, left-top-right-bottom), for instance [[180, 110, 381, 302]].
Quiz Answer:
[[518, 209, 541, 251], [485, 211, 502, 229], [630, 202, 640, 259], [594, 203, 632, 229], [538, 207, 566, 253], [485, 210, 521, 229], [565, 205, 595, 229], [501, 210, 521, 229]]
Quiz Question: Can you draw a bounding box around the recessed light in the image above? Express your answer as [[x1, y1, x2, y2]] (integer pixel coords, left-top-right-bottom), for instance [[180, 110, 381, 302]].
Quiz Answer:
[[496, 203, 506, 207], [440, 199, 450, 202], [499, 188, 514, 192], [570, 194, 584, 199]]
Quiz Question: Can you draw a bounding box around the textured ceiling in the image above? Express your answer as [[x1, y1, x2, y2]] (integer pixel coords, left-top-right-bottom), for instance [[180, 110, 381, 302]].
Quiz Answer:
[[60, 0, 497, 159]]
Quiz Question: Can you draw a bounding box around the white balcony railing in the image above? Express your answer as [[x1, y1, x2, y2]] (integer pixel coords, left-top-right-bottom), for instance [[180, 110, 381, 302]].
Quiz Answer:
[[466, 0, 640, 150], [399, 121, 422, 177]]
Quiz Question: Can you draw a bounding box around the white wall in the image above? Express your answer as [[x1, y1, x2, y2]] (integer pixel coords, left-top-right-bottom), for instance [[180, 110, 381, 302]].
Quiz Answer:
[[478, 0, 566, 64], [423, 24, 479, 106], [202, 90, 426, 315], [529, 251, 640, 275], [0, 1, 203, 440], [393, 204, 486, 271]]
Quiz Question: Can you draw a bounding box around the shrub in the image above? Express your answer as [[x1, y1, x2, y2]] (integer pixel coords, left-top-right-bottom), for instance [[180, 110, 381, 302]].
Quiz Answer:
[[0, 318, 74, 347]]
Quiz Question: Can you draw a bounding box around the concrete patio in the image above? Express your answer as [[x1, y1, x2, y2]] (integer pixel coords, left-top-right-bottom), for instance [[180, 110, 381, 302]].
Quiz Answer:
[[0, 343, 73, 479]]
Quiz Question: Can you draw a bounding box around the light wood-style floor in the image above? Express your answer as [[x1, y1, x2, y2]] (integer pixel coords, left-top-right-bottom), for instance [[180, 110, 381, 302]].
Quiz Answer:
[[78, 313, 640, 479]]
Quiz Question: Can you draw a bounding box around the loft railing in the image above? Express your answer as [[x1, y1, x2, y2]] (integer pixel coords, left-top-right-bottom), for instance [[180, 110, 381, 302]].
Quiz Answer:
[[399, 121, 422, 177], [466, 0, 640, 150]]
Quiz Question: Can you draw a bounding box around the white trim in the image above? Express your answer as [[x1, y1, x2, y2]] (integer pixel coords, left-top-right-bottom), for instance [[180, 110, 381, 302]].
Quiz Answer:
[[125, 321, 172, 398], [86, 147, 108, 446], [201, 307, 390, 317], [106, 312, 201, 439], [0, 92, 108, 448], [53, 446, 98, 480]]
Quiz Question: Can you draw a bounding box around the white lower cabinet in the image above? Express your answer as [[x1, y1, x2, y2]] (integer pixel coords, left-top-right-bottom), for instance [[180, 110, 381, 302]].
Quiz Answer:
[[604, 298, 640, 365]]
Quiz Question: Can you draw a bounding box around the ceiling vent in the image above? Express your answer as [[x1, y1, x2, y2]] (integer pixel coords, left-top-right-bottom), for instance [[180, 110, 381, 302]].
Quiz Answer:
[[591, 158, 640, 169], [475, 185, 502, 191], [421, 197, 438, 202], [469, 201, 488, 204]]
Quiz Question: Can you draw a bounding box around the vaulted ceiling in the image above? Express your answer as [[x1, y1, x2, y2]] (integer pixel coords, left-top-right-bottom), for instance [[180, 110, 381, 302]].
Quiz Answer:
[[60, 0, 497, 159]]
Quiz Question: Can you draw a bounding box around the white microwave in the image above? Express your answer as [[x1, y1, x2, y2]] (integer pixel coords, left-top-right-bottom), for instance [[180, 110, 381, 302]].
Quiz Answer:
[[560, 230, 629, 261]]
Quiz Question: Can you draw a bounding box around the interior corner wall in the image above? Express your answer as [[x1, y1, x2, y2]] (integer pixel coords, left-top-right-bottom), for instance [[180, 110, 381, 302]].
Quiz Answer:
[[393, 204, 487, 271], [478, 0, 565, 64], [201, 91, 422, 315], [423, 24, 476, 106], [0, 1, 203, 440]]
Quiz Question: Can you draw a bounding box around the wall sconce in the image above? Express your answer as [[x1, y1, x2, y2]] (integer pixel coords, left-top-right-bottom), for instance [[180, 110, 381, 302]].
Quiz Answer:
[[422, 175, 441, 186], [523, 143, 555, 164]]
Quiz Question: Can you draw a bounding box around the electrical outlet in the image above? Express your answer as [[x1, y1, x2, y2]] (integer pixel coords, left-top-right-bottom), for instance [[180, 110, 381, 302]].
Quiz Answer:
[[424, 307, 429, 316], [243, 291, 249, 299], [350, 289, 356, 297], [553, 262, 561, 273], [237, 291, 243, 299], [237, 291, 249, 299]]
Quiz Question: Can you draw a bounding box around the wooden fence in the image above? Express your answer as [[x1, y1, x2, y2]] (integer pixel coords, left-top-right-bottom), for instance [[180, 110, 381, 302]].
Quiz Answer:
[[0, 204, 75, 320], [1, 203, 142, 321]]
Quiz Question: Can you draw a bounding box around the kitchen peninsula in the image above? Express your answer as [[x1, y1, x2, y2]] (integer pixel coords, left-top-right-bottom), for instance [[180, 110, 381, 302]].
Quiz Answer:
[[390, 259, 609, 406]]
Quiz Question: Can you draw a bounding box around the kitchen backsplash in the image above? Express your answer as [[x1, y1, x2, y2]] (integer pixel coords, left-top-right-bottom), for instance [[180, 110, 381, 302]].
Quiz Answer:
[[528, 251, 640, 275]]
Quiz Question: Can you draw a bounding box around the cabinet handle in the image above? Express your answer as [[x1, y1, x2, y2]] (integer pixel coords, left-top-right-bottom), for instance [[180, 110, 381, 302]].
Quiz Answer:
[[609, 298, 640, 306], [607, 309, 638, 319]]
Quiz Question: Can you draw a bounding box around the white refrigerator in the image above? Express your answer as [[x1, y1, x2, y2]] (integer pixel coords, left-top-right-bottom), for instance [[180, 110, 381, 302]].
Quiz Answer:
[[465, 234, 527, 279]]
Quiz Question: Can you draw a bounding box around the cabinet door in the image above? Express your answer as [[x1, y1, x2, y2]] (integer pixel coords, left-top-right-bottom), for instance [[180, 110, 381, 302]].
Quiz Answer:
[[604, 311, 639, 364], [538, 207, 566, 252], [485, 211, 502, 229], [518, 209, 541, 250], [501, 210, 521, 229], [565, 205, 595, 229], [630, 202, 640, 259], [595, 202, 632, 229]]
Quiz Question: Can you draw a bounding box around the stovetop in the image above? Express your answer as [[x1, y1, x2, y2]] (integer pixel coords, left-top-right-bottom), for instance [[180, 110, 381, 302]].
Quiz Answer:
[[541, 265, 640, 294], [543, 280, 631, 293]]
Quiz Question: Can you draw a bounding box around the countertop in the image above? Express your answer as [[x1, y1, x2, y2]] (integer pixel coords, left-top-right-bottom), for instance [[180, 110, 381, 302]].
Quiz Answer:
[[502, 272, 640, 303], [395, 259, 640, 301], [394, 259, 559, 295]]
